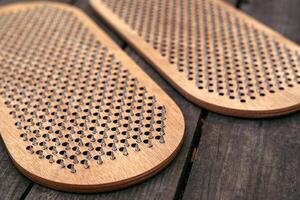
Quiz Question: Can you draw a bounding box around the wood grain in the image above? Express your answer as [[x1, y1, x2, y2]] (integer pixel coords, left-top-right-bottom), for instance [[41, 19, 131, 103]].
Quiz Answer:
[[183, 113, 300, 200], [90, 0, 300, 118], [183, 0, 300, 199], [222, 0, 238, 6], [0, 2, 184, 192], [24, 47, 202, 199], [0, 138, 31, 200], [242, 0, 300, 44]]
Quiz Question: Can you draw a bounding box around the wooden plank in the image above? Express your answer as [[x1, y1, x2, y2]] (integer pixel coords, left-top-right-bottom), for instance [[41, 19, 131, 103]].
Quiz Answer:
[[183, 0, 300, 199], [75, 0, 125, 47], [25, 46, 202, 199], [223, 0, 238, 6], [0, 138, 31, 200], [183, 113, 300, 200], [242, 0, 300, 44]]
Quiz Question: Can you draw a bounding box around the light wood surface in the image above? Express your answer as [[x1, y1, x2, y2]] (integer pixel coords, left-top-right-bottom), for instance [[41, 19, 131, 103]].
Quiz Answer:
[[24, 46, 203, 200], [0, 2, 185, 192], [90, 0, 300, 118]]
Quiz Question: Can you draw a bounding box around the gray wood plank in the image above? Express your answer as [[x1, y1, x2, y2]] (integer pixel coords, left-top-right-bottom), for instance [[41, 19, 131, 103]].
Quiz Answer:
[[0, 138, 31, 200], [224, 0, 238, 6], [25, 46, 202, 199], [242, 0, 300, 44], [183, 0, 300, 199], [183, 113, 300, 200]]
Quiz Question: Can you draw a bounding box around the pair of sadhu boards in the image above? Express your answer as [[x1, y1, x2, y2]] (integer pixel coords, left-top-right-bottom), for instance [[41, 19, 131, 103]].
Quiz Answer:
[[90, 0, 300, 118], [0, 2, 184, 192]]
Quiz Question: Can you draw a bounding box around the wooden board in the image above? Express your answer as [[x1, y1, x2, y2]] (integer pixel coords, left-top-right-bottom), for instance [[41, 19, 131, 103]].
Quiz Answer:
[[183, 113, 300, 200], [24, 47, 203, 200], [0, 138, 31, 200], [242, 0, 300, 44], [183, 0, 300, 199], [90, 0, 300, 118], [16, 2, 203, 195], [0, 2, 184, 192]]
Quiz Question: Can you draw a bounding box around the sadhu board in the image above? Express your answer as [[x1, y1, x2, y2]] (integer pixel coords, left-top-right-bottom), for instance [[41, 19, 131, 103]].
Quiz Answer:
[[0, 2, 184, 192], [90, 0, 300, 118]]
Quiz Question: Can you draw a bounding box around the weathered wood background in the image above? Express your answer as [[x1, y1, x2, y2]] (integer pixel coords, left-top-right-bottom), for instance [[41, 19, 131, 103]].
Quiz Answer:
[[0, 0, 299, 199]]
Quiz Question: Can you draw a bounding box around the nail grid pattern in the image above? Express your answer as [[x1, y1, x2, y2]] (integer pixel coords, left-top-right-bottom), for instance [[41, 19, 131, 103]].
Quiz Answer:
[[100, 0, 300, 103], [0, 6, 166, 173]]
